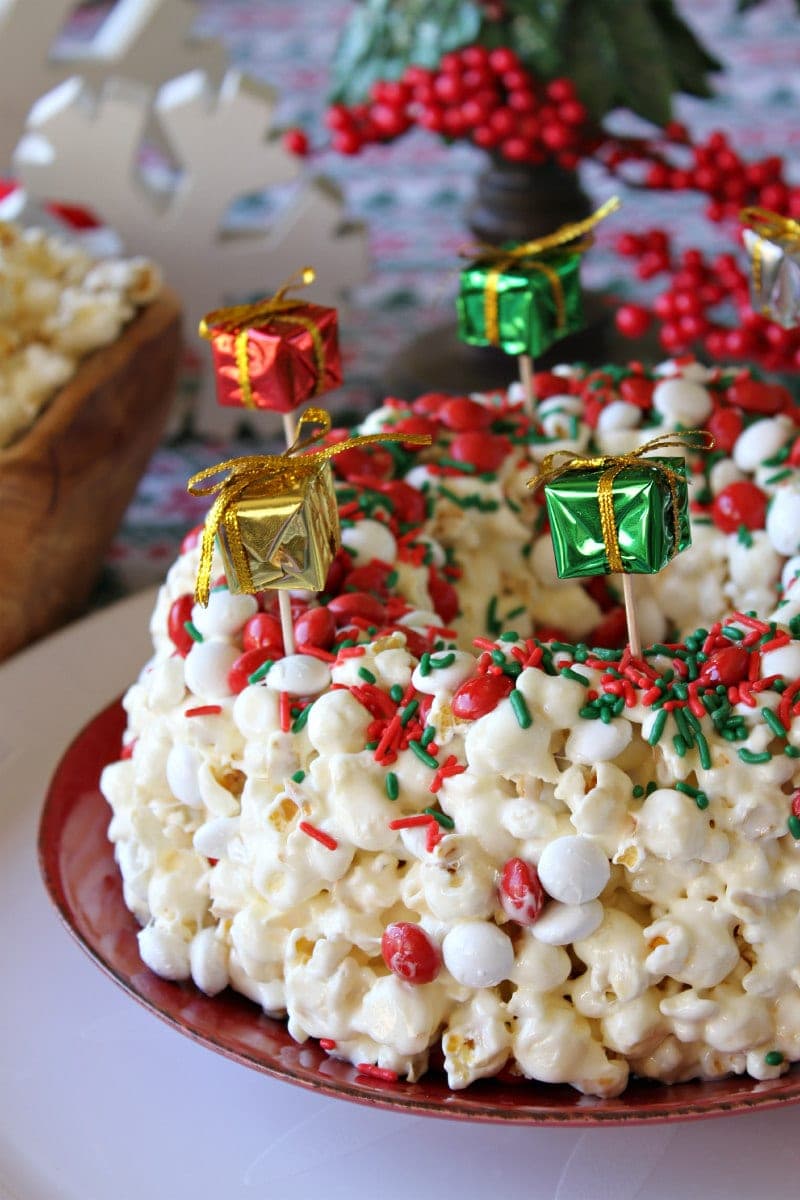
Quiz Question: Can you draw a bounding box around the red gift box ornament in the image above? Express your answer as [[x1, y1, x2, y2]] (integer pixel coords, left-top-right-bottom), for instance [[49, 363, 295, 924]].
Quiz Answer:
[[199, 267, 342, 413]]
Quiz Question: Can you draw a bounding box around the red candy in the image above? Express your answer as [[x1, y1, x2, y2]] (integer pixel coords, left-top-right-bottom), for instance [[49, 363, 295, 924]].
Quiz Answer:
[[391, 414, 439, 446], [588, 607, 628, 650], [294, 606, 336, 650], [707, 405, 744, 453], [333, 445, 394, 482], [242, 612, 284, 653], [227, 647, 277, 694], [327, 591, 387, 626], [381, 922, 441, 985], [699, 645, 750, 687], [712, 481, 768, 533], [376, 479, 428, 525], [438, 396, 494, 431], [619, 376, 656, 410], [345, 561, 395, 597], [427, 567, 459, 623], [167, 594, 196, 657], [412, 391, 453, 417], [451, 672, 514, 719], [729, 378, 793, 416], [449, 430, 511, 473], [532, 371, 568, 400], [499, 857, 546, 925]]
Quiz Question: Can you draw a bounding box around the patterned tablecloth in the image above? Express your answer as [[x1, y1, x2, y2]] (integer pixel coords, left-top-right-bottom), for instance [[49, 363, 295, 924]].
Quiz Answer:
[[101, 0, 800, 601]]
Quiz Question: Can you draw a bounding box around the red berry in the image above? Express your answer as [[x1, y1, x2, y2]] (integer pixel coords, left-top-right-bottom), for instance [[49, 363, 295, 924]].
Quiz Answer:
[[499, 857, 546, 925], [451, 673, 514, 719], [168, 594, 195, 657], [500, 136, 529, 162], [438, 396, 493, 431], [559, 99, 587, 126], [712, 481, 768, 533], [698, 645, 750, 688], [228, 647, 276, 694], [488, 47, 520, 74], [615, 304, 651, 338], [616, 232, 642, 257], [243, 612, 284, 653], [488, 107, 517, 137], [381, 922, 441, 985], [294, 605, 337, 649], [545, 78, 576, 103], [449, 430, 511, 473], [327, 591, 387, 626], [707, 406, 744, 453], [332, 129, 362, 155], [283, 127, 309, 156]]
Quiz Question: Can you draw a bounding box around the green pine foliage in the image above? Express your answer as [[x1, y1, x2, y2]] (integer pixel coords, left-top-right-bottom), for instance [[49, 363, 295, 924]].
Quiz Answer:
[[329, 0, 783, 126]]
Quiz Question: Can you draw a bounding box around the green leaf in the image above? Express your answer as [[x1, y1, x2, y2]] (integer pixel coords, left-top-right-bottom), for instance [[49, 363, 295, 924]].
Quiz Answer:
[[594, 0, 676, 126], [559, 0, 619, 119], [506, 4, 571, 78], [650, 0, 721, 97]]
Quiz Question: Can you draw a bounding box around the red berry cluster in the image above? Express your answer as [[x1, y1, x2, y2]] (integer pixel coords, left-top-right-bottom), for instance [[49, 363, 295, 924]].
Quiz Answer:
[[325, 45, 594, 169], [615, 228, 800, 371]]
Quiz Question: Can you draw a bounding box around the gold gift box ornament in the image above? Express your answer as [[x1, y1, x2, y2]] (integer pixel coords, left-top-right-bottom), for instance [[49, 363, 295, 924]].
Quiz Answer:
[[187, 408, 430, 605]]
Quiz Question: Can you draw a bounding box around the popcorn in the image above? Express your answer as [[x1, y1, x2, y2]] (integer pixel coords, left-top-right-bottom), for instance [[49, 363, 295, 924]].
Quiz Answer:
[[0, 220, 161, 447]]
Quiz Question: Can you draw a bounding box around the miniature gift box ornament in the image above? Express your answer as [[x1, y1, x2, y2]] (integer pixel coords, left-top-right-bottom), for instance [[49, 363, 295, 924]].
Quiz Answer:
[[187, 408, 430, 605], [456, 197, 619, 358], [740, 207, 800, 331], [527, 433, 713, 581], [199, 268, 342, 412]]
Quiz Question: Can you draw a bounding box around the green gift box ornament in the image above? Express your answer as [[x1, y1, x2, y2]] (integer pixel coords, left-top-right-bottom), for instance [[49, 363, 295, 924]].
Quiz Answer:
[[527, 432, 714, 581], [457, 197, 620, 358]]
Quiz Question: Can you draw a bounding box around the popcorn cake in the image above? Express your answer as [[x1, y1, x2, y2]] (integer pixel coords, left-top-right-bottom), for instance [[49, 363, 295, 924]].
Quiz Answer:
[[101, 359, 800, 1097]]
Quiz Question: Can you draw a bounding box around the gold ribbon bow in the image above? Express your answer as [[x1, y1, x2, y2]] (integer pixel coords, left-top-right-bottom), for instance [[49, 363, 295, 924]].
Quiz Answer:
[[199, 267, 327, 409], [740, 207, 800, 319], [527, 430, 714, 574], [462, 196, 620, 345], [187, 407, 431, 604]]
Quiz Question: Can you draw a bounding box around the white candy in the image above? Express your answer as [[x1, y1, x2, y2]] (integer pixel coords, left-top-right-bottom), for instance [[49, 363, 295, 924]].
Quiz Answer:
[[192, 816, 240, 860], [306, 688, 371, 754], [166, 743, 203, 807], [442, 921, 514, 988], [190, 927, 229, 996], [267, 653, 331, 697], [709, 458, 744, 496], [537, 394, 581, 418], [596, 400, 641, 435], [536, 835, 610, 904], [531, 899, 603, 946], [761, 643, 800, 680], [191, 590, 258, 639], [767, 484, 800, 555], [733, 416, 793, 473], [781, 554, 800, 592], [341, 517, 397, 564], [145, 657, 186, 710], [652, 377, 712, 426], [411, 650, 475, 695], [564, 717, 632, 764], [138, 923, 191, 980], [400, 608, 441, 629], [184, 640, 239, 701]]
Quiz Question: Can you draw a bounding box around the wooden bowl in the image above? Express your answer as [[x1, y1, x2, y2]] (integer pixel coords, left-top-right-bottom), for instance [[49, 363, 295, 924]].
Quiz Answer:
[[0, 288, 182, 661]]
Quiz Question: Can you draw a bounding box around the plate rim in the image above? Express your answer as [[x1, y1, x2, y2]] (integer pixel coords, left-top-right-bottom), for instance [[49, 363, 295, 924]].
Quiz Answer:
[[38, 697, 800, 1128]]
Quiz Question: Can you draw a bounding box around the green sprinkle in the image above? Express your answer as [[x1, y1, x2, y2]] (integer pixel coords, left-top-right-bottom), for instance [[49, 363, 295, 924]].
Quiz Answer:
[[358, 667, 377, 684], [695, 792, 710, 810], [765, 1050, 785, 1066], [646, 780, 658, 796], [600, 706, 612, 725], [762, 444, 791, 467], [721, 625, 745, 641], [291, 704, 312, 733], [675, 780, 701, 798], [789, 815, 800, 840], [248, 659, 273, 684], [291, 770, 305, 784], [738, 748, 772, 764], [183, 620, 203, 643], [423, 806, 455, 829], [510, 690, 532, 729], [385, 771, 399, 801], [632, 784, 645, 798], [560, 666, 587, 685], [579, 705, 601, 719], [648, 710, 668, 746], [487, 596, 501, 636], [438, 455, 476, 472], [386, 569, 399, 588], [419, 652, 432, 677], [389, 684, 404, 703], [736, 524, 754, 548], [785, 745, 800, 758], [695, 729, 712, 770], [765, 468, 793, 485], [790, 614, 800, 639], [430, 651, 455, 669], [673, 734, 688, 757], [422, 724, 437, 747], [409, 740, 439, 769], [400, 699, 419, 725], [491, 649, 506, 665], [762, 708, 788, 739], [673, 707, 694, 748], [365, 740, 379, 751]]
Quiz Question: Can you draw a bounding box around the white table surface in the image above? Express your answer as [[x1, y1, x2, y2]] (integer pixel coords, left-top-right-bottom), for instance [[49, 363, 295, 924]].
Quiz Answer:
[[3, 589, 800, 1200]]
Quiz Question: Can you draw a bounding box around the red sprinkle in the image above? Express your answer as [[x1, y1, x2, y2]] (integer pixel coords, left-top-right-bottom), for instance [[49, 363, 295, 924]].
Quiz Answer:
[[185, 705, 222, 717], [389, 814, 435, 830], [319, 1038, 337, 1051], [356, 1064, 399, 1083], [280, 691, 291, 733], [298, 821, 339, 851]]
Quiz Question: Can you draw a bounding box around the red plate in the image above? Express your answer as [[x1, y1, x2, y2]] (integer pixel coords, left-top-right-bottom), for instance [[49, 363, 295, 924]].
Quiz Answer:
[[39, 699, 800, 1126]]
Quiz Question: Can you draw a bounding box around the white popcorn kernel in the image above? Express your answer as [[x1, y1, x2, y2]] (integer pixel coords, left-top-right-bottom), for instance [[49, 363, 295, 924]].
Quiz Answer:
[[190, 927, 229, 996], [138, 922, 191, 981], [652, 377, 712, 426], [357, 975, 446, 1057], [530, 535, 566, 587], [191, 590, 258, 639], [564, 717, 632, 765], [146, 657, 186, 711], [341, 518, 397, 563], [306, 689, 372, 754], [536, 835, 610, 904], [184, 640, 239, 701], [511, 932, 571, 991], [192, 816, 239, 860], [733, 416, 793, 473], [636, 788, 711, 863], [443, 991, 512, 1089], [166, 743, 203, 808], [761, 642, 800, 679], [267, 653, 331, 696], [442, 921, 514, 988], [767, 484, 800, 555], [781, 554, 800, 592], [531, 899, 603, 945]]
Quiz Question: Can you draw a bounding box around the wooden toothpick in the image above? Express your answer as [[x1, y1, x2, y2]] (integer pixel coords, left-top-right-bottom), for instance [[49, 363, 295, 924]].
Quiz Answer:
[[621, 573, 641, 659], [278, 590, 296, 655], [282, 411, 297, 447], [518, 353, 535, 416]]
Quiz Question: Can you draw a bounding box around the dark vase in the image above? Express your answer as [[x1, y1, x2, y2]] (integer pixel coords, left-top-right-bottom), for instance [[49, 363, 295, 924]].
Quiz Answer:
[[384, 154, 622, 399]]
